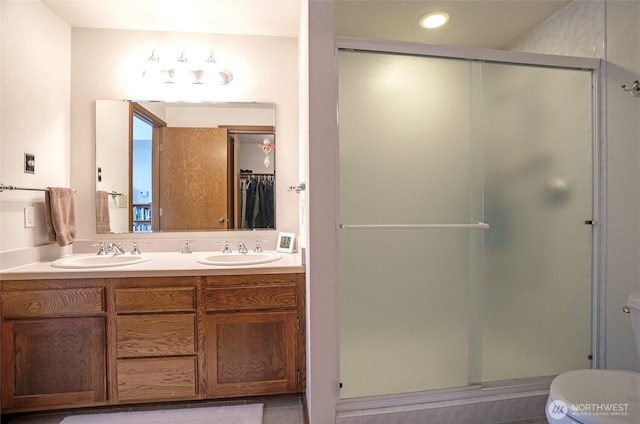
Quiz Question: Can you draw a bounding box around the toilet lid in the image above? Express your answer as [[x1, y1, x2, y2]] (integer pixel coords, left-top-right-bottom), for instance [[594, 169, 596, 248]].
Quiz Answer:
[[550, 370, 640, 424]]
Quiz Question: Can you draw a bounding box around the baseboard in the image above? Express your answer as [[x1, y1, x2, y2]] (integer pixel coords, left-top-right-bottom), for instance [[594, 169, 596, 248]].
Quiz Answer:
[[337, 383, 551, 424]]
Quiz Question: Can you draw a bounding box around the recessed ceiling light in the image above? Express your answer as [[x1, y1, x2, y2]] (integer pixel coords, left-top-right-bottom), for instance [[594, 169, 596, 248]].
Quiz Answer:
[[419, 11, 450, 29]]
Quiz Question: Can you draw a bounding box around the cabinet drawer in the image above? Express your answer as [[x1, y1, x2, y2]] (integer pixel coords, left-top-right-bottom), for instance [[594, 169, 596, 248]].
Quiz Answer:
[[117, 357, 197, 402], [115, 287, 195, 313], [117, 313, 196, 357], [2, 288, 104, 318], [206, 285, 296, 311]]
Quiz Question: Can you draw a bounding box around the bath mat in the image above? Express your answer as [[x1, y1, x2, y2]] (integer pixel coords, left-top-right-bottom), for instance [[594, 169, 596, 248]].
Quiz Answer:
[[60, 403, 263, 424]]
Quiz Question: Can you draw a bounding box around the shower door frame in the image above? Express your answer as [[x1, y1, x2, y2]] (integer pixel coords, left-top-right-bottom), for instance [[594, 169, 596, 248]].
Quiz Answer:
[[335, 36, 604, 411]]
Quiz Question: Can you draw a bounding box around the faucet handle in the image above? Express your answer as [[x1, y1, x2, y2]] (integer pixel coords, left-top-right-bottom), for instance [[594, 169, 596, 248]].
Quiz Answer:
[[254, 240, 270, 253], [217, 241, 232, 253], [131, 241, 148, 255], [91, 241, 108, 255]]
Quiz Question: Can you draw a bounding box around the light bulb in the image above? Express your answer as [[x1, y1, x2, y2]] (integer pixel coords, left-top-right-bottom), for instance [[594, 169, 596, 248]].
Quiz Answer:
[[419, 12, 450, 29]]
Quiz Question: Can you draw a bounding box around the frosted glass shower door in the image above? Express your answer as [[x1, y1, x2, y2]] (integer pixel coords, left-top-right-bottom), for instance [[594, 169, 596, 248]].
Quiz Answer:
[[338, 49, 595, 400], [338, 50, 481, 399], [480, 63, 593, 382]]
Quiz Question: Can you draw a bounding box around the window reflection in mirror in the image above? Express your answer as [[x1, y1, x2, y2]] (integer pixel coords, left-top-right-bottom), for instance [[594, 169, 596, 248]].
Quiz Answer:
[[131, 107, 156, 232], [95, 100, 276, 234]]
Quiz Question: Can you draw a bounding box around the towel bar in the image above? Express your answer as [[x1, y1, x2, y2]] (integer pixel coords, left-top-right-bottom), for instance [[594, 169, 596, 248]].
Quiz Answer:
[[0, 184, 76, 193]]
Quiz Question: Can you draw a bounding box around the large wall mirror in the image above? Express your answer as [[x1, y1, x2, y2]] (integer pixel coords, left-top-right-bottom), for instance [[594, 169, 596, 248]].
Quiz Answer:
[[95, 100, 276, 234]]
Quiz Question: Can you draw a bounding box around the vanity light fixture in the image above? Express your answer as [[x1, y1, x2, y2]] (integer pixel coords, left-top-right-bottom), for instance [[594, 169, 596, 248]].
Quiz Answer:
[[419, 11, 450, 29], [163, 51, 190, 84], [202, 52, 234, 85], [142, 49, 163, 83], [143, 49, 233, 85]]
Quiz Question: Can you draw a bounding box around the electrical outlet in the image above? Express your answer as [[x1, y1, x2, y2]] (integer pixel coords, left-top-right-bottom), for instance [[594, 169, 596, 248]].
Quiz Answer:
[[117, 194, 128, 208], [24, 206, 35, 228]]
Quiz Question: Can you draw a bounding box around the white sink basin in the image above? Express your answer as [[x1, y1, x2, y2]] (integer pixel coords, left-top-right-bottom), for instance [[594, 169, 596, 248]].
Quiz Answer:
[[51, 254, 152, 269], [196, 251, 282, 266]]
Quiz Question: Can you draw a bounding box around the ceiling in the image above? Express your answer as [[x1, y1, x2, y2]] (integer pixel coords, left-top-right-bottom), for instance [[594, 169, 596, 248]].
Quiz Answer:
[[42, 0, 304, 37], [335, 0, 572, 49], [43, 0, 572, 49]]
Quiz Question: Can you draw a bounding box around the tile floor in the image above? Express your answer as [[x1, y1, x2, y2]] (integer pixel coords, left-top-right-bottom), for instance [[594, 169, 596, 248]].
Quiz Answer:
[[0, 395, 306, 424]]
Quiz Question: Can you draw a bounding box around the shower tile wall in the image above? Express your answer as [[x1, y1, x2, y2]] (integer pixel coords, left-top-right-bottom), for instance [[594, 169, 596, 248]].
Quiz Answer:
[[507, 0, 605, 59]]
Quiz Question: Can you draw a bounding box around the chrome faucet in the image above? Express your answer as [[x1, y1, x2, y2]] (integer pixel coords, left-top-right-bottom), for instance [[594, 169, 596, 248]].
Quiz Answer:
[[107, 242, 125, 255], [238, 241, 248, 254]]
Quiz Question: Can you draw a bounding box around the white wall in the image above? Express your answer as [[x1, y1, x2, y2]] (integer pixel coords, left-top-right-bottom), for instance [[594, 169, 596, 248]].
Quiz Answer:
[[70, 28, 299, 240], [307, 1, 339, 422], [0, 1, 71, 259], [604, 0, 640, 372], [95, 100, 129, 232]]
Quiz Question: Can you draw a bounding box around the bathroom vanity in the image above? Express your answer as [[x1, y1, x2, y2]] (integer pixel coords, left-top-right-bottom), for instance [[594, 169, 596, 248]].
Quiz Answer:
[[0, 254, 305, 414]]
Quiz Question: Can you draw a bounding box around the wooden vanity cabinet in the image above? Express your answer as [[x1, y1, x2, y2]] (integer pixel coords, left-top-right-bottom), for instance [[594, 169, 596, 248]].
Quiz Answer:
[[1, 279, 108, 412], [0, 272, 305, 413], [204, 273, 306, 398], [113, 277, 200, 404]]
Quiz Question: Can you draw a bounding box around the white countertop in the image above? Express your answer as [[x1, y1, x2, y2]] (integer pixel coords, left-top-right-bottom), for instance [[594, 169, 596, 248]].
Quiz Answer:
[[0, 251, 305, 281]]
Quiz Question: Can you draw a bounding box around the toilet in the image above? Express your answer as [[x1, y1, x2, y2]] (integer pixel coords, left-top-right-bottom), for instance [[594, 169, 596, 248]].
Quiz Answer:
[[546, 291, 640, 423]]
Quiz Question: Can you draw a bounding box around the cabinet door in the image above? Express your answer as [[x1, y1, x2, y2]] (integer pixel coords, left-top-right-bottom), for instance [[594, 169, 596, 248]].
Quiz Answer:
[[206, 311, 297, 397], [1, 317, 106, 411]]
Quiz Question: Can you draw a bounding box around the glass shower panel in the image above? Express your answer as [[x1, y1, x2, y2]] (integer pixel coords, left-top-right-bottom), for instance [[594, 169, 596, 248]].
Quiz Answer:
[[338, 50, 594, 400], [480, 63, 593, 381], [338, 50, 478, 399]]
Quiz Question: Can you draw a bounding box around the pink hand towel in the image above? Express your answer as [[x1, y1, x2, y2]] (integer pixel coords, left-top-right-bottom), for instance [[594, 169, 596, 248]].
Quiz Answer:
[[45, 187, 76, 246], [95, 190, 112, 234]]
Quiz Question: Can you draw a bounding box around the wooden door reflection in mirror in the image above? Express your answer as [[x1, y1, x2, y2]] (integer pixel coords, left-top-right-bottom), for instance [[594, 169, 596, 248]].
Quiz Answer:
[[128, 103, 275, 232], [159, 127, 229, 230]]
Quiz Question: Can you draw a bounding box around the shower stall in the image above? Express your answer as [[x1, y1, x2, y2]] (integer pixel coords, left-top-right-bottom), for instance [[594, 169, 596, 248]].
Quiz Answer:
[[338, 39, 600, 403]]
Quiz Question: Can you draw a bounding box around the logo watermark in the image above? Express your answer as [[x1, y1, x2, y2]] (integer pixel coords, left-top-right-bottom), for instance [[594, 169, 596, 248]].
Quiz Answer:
[[547, 400, 568, 420], [548, 400, 630, 421]]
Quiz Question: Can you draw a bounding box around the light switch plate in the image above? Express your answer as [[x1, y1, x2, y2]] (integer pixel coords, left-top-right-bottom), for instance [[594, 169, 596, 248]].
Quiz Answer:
[[24, 153, 35, 174], [24, 206, 35, 227]]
